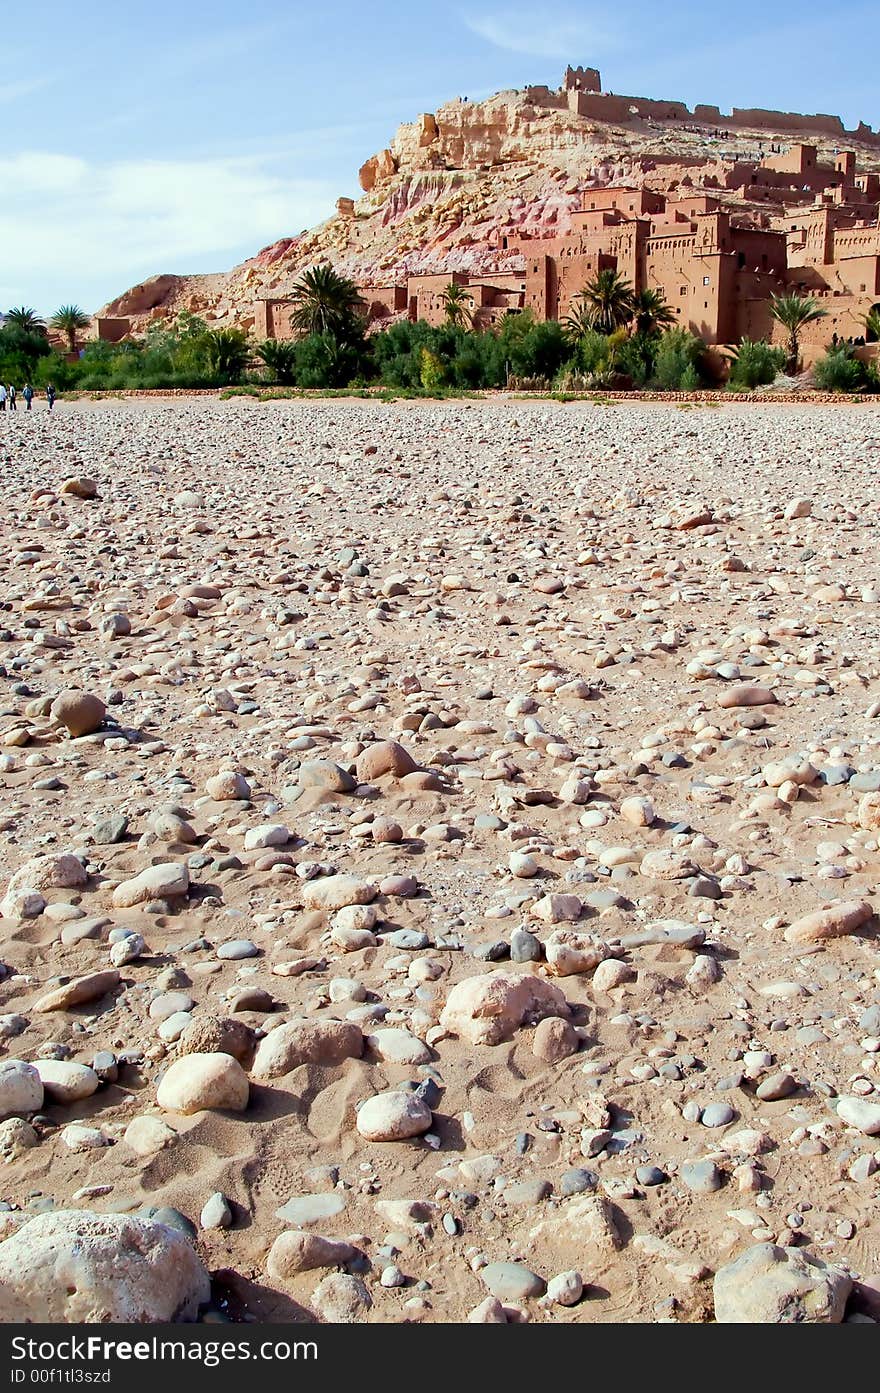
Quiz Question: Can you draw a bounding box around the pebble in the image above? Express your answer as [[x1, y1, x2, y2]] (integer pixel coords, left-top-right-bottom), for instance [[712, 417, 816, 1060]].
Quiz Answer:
[[481, 1261, 546, 1302], [356, 1091, 432, 1142]]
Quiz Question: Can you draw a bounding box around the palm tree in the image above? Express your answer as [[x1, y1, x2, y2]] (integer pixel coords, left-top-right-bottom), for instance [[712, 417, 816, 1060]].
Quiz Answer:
[[5, 306, 45, 334], [205, 328, 250, 385], [442, 281, 474, 329], [562, 298, 597, 343], [256, 339, 298, 385], [576, 269, 636, 334], [288, 264, 364, 340], [50, 304, 91, 354], [863, 308, 880, 344], [633, 287, 675, 336], [768, 292, 827, 373]]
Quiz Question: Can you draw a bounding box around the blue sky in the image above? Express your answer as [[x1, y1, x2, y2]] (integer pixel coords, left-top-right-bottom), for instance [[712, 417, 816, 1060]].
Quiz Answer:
[[4, 0, 877, 315]]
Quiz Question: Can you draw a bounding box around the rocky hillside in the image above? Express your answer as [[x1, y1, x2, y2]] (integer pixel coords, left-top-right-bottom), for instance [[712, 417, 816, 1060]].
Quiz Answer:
[[98, 75, 880, 334]]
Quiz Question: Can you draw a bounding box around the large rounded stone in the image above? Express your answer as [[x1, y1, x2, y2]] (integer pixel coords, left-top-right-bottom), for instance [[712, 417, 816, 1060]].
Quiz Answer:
[[356, 1090, 432, 1141], [177, 1014, 254, 1064], [35, 1060, 100, 1105], [32, 969, 120, 1013], [366, 1028, 431, 1065], [532, 1016, 579, 1062], [206, 771, 251, 801], [298, 760, 356, 793], [837, 1096, 880, 1135], [51, 690, 106, 737], [251, 1020, 363, 1080], [4, 853, 87, 896], [300, 875, 377, 911], [440, 970, 569, 1046], [156, 1053, 249, 1114], [0, 1060, 43, 1118], [311, 1272, 372, 1322], [713, 1243, 851, 1323], [481, 1261, 546, 1301], [0, 1210, 210, 1322], [123, 1115, 177, 1156], [112, 862, 189, 908], [355, 740, 417, 783], [267, 1231, 359, 1277]]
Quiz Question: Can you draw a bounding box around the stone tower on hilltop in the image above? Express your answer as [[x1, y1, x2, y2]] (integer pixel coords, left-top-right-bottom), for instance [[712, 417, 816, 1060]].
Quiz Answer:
[[563, 66, 602, 92]]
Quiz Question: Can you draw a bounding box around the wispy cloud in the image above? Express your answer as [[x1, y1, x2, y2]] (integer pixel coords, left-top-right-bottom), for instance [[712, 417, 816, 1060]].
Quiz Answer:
[[151, 17, 298, 80], [1, 150, 340, 313], [463, 6, 621, 60], [0, 77, 53, 104]]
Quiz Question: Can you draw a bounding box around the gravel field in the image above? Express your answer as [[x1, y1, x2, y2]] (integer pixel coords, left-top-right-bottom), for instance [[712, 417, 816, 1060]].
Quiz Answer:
[[1, 396, 880, 1324]]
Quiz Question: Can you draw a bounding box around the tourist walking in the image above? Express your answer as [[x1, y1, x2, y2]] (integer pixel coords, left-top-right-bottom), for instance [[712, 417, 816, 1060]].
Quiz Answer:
[[8, 384, 16, 411], [23, 384, 33, 410], [0, 384, 6, 412], [46, 383, 56, 411]]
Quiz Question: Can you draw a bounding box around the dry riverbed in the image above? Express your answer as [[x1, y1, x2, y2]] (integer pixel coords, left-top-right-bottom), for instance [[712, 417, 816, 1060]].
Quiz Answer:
[[1, 396, 880, 1324]]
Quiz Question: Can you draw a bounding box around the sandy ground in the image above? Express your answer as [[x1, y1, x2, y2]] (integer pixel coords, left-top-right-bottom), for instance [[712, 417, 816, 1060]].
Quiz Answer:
[[1, 396, 880, 1324]]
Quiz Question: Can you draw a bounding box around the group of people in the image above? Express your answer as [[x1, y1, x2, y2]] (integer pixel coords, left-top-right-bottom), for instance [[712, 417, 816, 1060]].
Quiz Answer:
[[0, 383, 55, 412]]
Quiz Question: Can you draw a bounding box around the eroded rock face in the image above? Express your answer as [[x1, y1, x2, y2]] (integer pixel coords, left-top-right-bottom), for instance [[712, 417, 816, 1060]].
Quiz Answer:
[[0, 1210, 210, 1322], [713, 1244, 851, 1323], [440, 971, 569, 1045]]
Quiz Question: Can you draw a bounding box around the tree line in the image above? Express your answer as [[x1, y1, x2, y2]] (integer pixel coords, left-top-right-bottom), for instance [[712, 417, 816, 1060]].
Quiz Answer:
[[3, 269, 876, 396]]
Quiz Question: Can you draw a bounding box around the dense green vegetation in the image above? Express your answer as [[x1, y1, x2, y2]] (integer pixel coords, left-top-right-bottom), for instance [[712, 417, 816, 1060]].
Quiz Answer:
[[4, 270, 877, 397], [726, 338, 787, 391], [813, 342, 878, 393]]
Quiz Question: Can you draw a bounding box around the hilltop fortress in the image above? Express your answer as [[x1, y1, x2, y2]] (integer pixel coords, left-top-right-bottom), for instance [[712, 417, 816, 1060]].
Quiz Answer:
[[97, 67, 880, 364], [555, 65, 876, 144]]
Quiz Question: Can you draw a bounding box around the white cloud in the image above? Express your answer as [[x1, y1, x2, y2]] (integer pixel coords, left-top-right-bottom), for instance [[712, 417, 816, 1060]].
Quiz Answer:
[[0, 77, 52, 104], [1, 150, 341, 313], [5, 153, 88, 192], [464, 7, 621, 60]]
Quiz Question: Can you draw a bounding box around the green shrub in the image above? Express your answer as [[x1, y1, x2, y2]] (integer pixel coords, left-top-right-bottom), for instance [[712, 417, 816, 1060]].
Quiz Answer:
[[419, 347, 446, 393], [569, 329, 610, 376], [813, 347, 867, 393], [204, 329, 250, 385], [256, 339, 298, 385], [653, 328, 705, 389], [727, 338, 786, 390], [294, 333, 361, 388], [615, 332, 657, 387], [680, 364, 701, 392], [495, 312, 568, 383], [0, 323, 51, 383]]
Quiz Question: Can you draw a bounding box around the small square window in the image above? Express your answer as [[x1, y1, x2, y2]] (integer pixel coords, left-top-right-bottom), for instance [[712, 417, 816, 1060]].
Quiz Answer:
[[680, 286, 686, 296], [703, 276, 710, 285]]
